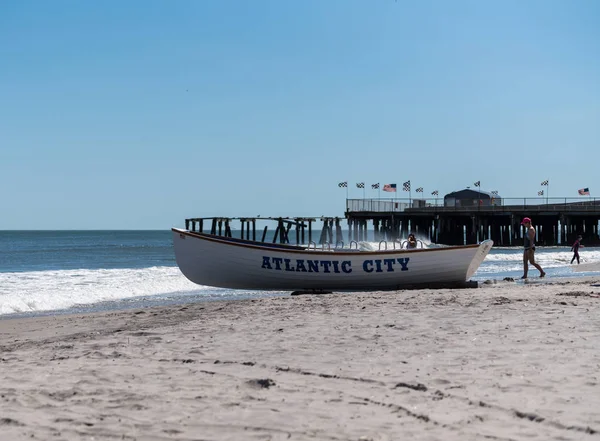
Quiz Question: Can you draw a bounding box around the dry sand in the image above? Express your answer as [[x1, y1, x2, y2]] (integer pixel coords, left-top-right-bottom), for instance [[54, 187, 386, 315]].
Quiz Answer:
[[2, 277, 600, 441]]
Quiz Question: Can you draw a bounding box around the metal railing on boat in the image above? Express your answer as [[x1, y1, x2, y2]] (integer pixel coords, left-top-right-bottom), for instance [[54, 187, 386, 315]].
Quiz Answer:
[[306, 239, 424, 251], [379, 239, 424, 250], [307, 240, 360, 251]]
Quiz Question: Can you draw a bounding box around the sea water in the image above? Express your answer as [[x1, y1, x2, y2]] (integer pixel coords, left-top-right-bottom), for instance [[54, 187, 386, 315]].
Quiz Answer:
[[1, 230, 598, 317]]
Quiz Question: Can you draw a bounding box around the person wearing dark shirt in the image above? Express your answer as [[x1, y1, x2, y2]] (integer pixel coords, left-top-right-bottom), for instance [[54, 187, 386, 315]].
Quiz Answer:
[[571, 235, 583, 264]]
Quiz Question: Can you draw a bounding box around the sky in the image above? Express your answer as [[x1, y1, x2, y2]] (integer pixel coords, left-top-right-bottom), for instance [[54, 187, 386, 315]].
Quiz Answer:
[[1, 0, 599, 229]]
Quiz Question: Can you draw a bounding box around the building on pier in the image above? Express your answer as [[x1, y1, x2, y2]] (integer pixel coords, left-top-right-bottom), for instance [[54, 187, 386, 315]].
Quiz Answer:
[[444, 188, 502, 207]]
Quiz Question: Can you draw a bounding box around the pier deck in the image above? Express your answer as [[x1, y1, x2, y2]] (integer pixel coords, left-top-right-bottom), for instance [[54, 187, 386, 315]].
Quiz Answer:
[[181, 198, 600, 247], [346, 197, 600, 246]]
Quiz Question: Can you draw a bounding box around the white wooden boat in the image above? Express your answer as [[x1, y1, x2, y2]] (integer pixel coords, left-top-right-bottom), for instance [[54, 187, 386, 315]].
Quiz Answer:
[[172, 228, 493, 291]]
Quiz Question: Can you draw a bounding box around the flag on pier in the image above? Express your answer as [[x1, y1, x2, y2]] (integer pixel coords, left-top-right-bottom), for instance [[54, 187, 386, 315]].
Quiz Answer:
[[474, 181, 480, 187], [371, 183, 380, 189], [383, 183, 397, 192], [403, 181, 411, 191], [415, 187, 423, 193], [356, 182, 365, 188], [431, 190, 439, 196], [338, 182, 347, 188], [541, 180, 549, 186], [538, 190, 544, 196], [578, 187, 590, 195]]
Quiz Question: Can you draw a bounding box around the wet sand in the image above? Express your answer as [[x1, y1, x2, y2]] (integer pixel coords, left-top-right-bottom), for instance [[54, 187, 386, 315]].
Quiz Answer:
[[2, 277, 600, 440]]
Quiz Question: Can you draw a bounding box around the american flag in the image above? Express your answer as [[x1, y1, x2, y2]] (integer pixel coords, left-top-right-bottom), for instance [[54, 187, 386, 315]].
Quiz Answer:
[[383, 183, 397, 192], [371, 183, 380, 189], [356, 182, 365, 188], [415, 187, 423, 193], [538, 190, 544, 196], [402, 181, 411, 191], [578, 187, 590, 195], [431, 190, 439, 196], [338, 182, 347, 188], [474, 181, 480, 187], [541, 180, 549, 186]]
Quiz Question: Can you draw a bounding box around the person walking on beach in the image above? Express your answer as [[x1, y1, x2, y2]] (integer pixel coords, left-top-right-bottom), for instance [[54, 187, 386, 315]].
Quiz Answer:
[[521, 217, 545, 279], [571, 235, 584, 264]]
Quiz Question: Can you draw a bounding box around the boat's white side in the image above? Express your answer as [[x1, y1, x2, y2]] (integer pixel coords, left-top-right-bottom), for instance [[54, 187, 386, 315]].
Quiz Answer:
[[172, 228, 493, 291]]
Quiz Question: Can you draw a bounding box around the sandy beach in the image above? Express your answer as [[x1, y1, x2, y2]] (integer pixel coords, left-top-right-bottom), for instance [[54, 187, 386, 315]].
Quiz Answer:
[[2, 278, 600, 441]]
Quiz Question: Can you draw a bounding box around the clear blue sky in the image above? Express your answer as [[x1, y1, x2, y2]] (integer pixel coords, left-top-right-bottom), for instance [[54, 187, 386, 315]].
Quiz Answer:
[[1, 0, 598, 229]]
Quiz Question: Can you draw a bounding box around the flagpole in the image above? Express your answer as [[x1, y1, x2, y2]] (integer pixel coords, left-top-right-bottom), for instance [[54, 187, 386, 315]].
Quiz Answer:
[[541, 179, 549, 205], [339, 182, 349, 211]]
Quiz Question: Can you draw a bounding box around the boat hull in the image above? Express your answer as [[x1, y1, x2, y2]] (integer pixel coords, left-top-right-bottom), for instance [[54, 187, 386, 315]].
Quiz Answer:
[[172, 229, 493, 291]]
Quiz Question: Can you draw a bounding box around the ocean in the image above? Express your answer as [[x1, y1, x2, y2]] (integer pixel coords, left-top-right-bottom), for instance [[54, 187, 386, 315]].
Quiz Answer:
[[1, 230, 598, 317]]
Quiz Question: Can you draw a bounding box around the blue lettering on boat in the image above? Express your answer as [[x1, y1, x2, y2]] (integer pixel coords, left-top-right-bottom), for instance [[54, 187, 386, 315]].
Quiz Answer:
[[272, 257, 283, 270], [398, 258, 409, 271], [261, 256, 272, 269], [262, 257, 408, 273], [307, 260, 319, 272], [284, 258, 294, 271], [320, 261, 332, 273], [341, 261, 352, 273]]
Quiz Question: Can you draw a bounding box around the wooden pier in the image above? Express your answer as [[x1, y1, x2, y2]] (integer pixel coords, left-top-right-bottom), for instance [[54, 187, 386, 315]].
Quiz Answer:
[[185, 216, 347, 247], [345, 198, 600, 246], [182, 197, 600, 247]]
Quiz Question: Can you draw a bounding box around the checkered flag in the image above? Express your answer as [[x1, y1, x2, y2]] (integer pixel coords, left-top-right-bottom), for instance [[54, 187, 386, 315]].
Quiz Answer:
[[538, 190, 544, 196], [541, 180, 549, 186], [402, 181, 411, 191], [338, 182, 347, 188], [356, 182, 365, 188], [371, 183, 379, 189], [474, 181, 480, 187], [431, 190, 439, 196], [415, 187, 423, 193], [491, 190, 499, 196]]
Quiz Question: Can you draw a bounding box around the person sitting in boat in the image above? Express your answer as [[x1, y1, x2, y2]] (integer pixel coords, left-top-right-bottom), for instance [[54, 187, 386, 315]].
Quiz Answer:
[[407, 233, 417, 249]]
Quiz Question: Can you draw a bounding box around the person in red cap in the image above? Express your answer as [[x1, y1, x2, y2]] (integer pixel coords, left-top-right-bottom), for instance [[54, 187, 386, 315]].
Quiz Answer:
[[521, 217, 545, 279]]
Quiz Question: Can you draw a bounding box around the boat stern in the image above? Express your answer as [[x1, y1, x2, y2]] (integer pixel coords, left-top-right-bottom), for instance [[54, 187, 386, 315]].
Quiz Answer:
[[465, 240, 494, 280]]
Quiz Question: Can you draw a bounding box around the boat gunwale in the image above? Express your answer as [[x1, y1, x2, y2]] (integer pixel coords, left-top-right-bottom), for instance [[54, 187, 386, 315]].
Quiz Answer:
[[172, 228, 483, 256]]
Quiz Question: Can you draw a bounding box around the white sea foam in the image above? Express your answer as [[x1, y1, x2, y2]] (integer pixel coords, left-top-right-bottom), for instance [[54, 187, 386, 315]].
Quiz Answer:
[[0, 267, 203, 315], [2, 247, 599, 315], [484, 249, 600, 264], [474, 248, 600, 279]]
